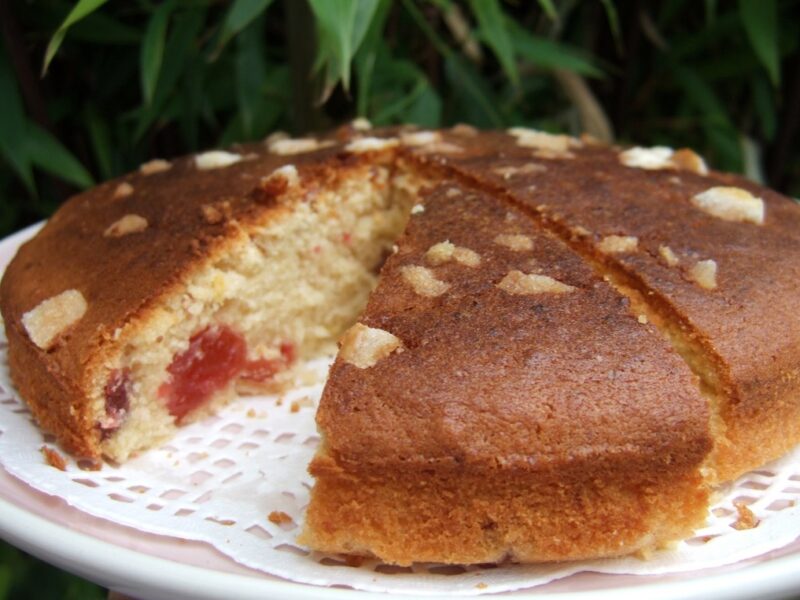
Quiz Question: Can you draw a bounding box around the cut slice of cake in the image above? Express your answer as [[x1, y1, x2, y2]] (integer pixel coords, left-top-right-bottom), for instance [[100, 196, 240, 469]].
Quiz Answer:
[[0, 130, 417, 463], [407, 128, 800, 484], [299, 180, 713, 564]]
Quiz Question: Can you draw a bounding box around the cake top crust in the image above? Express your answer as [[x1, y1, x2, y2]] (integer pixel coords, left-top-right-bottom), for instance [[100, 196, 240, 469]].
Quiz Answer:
[[0, 131, 378, 383], [317, 182, 711, 475], [3, 124, 799, 475], [406, 129, 800, 421]]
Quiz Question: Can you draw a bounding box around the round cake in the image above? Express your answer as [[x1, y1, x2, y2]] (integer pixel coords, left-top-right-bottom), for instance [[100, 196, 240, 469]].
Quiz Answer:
[[1, 123, 799, 564]]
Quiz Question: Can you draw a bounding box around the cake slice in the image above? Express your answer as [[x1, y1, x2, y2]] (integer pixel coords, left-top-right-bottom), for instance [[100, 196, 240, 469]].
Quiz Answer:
[[300, 180, 712, 564], [408, 128, 800, 484], [0, 130, 416, 463]]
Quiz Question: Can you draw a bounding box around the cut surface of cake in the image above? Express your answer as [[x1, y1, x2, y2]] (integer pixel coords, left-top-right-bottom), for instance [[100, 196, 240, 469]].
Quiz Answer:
[[1, 124, 799, 564], [0, 131, 416, 462]]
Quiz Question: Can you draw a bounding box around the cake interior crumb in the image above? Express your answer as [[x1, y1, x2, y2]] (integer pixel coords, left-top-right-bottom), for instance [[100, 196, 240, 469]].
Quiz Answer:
[[97, 164, 422, 462]]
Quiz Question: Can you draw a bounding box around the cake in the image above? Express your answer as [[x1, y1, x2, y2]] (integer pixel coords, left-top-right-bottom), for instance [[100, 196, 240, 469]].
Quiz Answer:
[[1, 124, 799, 564], [0, 126, 415, 463]]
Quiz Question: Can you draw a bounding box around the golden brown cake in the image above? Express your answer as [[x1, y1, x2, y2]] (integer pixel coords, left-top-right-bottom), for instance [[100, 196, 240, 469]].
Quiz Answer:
[[405, 129, 800, 484], [1, 124, 799, 564], [300, 180, 712, 563], [0, 127, 416, 462]]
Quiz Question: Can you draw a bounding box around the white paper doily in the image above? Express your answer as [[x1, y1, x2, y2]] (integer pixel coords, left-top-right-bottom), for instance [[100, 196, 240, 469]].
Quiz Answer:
[[0, 335, 800, 596]]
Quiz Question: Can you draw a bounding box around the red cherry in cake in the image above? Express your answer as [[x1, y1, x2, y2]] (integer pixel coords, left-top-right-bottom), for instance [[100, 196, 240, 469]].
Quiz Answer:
[[100, 369, 130, 438], [159, 325, 295, 422]]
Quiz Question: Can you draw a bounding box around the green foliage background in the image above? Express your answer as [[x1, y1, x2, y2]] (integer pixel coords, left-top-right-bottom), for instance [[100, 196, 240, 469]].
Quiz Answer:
[[0, 0, 799, 595], [1, 0, 799, 241]]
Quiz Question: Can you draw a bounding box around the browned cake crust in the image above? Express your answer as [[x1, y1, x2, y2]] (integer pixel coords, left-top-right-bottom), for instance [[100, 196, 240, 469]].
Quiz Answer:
[[301, 182, 712, 563], [0, 130, 391, 459], [404, 129, 800, 483]]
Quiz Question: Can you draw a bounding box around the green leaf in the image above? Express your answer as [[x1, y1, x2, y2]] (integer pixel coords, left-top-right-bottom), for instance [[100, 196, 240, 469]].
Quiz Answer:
[[401, 0, 449, 55], [141, 1, 175, 105], [179, 56, 204, 150], [444, 55, 504, 127], [42, 0, 110, 75], [215, 0, 275, 57], [537, 0, 558, 21], [671, 65, 735, 129], [738, 0, 780, 86], [133, 9, 206, 140], [467, 0, 518, 86], [600, 0, 623, 54], [751, 73, 776, 141], [69, 11, 141, 44], [235, 22, 268, 137], [667, 11, 740, 61], [670, 65, 741, 170], [0, 49, 34, 194], [507, 20, 603, 77], [308, 0, 382, 97], [84, 106, 114, 180], [354, 0, 391, 116], [25, 123, 94, 189], [403, 84, 442, 127]]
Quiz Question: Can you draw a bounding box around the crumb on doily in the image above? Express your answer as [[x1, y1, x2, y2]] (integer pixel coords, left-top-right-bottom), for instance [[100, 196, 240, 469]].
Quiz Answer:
[[77, 457, 102, 471], [247, 408, 257, 418], [343, 554, 365, 567], [40, 445, 67, 471], [476, 583, 488, 590], [290, 396, 314, 413], [268, 510, 293, 525], [732, 501, 759, 530]]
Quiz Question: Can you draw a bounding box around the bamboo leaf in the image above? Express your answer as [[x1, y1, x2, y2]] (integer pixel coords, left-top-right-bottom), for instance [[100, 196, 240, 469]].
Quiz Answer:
[[178, 56, 204, 150], [83, 106, 114, 180], [537, 0, 558, 21], [401, 0, 450, 56], [671, 65, 741, 169], [600, 0, 623, 54], [403, 84, 442, 127], [42, 0, 110, 75], [0, 49, 34, 194], [309, 0, 381, 96], [133, 9, 205, 140], [354, 0, 391, 116], [467, 0, 518, 86], [507, 20, 603, 77], [70, 12, 141, 44], [25, 123, 94, 189], [671, 65, 735, 129], [751, 74, 776, 141], [235, 21, 268, 137], [444, 54, 503, 127], [141, 1, 175, 105], [738, 0, 780, 86], [215, 0, 275, 57]]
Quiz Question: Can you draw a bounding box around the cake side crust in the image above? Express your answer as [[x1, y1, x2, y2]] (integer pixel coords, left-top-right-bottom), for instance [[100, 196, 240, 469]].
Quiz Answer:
[[300, 449, 710, 565]]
